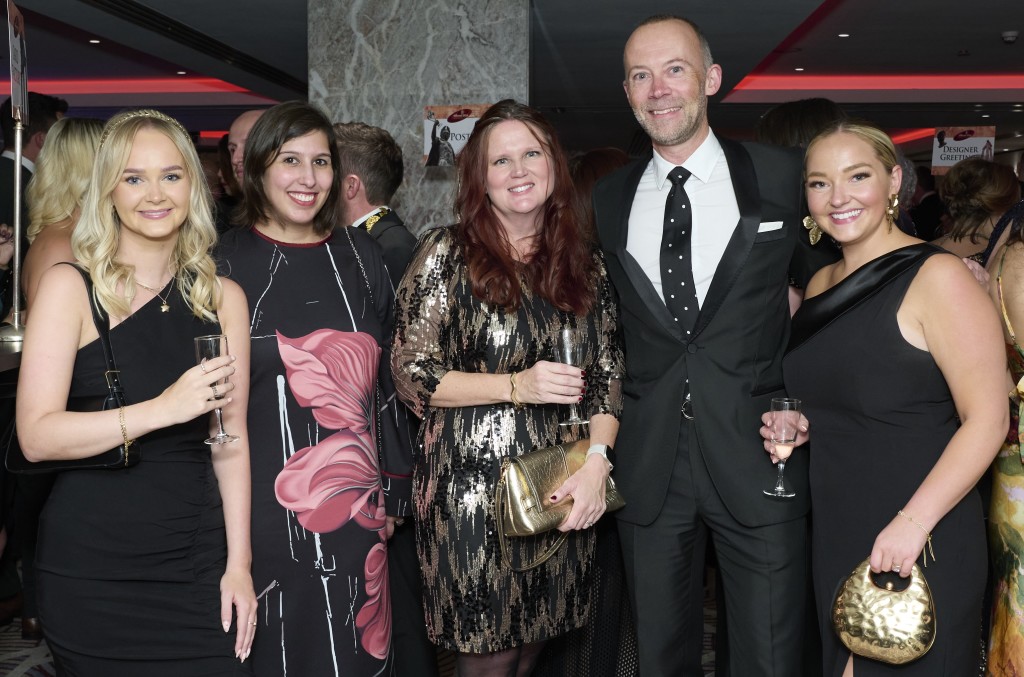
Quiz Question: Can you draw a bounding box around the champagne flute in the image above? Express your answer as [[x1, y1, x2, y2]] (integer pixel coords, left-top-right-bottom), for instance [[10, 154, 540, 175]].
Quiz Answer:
[[763, 397, 800, 498], [194, 334, 239, 445], [555, 327, 587, 427]]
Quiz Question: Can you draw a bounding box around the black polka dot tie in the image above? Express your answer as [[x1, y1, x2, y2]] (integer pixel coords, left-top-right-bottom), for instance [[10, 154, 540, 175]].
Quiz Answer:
[[660, 166, 699, 334]]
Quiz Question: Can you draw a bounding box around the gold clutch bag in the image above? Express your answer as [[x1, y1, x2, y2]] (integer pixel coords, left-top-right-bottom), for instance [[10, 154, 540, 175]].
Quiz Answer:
[[832, 558, 936, 665], [494, 438, 625, 571]]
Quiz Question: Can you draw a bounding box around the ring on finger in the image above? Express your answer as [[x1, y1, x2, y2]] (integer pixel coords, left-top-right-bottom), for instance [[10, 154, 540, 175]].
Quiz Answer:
[[250, 620, 257, 626], [892, 564, 901, 573], [199, 359, 208, 374], [584, 521, 593, 528], [211, 383, 220, 398]]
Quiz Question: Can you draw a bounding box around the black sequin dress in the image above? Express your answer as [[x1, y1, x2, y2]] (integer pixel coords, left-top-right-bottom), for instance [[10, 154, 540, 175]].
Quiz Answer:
[[392, 227, 624, 653]]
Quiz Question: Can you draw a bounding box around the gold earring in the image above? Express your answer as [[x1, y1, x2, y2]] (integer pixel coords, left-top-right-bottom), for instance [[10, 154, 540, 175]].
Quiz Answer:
[[803, 215, 822, 245], [886, 193, 899, 233]]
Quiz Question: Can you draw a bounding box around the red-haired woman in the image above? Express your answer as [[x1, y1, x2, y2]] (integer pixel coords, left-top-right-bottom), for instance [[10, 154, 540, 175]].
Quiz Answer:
[[392, 99, 624, 676]]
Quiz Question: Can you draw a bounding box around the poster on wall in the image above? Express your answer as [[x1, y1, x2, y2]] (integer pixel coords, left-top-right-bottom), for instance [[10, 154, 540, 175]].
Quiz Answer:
[[422, 104, 490, 166], [7, 0, 27, 120], [930, 126, 996, 175]]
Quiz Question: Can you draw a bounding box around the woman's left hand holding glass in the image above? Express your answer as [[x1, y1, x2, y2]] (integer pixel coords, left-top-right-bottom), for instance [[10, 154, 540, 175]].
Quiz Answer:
[[868, 513, 929, 579], [220, 567, 257, 661]]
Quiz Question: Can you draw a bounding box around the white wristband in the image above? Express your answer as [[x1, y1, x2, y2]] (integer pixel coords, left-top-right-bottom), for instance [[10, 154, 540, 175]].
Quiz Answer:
[[586, 444, 613, 471]]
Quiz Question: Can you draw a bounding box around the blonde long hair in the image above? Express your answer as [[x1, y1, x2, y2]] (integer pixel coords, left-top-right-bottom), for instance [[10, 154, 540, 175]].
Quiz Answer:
[[72, 110, 220, 321], [25, 117, 103, 242]]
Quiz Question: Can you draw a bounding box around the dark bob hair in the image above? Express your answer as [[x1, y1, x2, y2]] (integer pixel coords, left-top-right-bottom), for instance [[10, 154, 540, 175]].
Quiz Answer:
[[236, 100, 341, 236]]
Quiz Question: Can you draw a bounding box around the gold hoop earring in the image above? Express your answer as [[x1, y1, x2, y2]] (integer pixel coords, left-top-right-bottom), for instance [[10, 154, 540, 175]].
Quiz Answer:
[[803, 215, 822, 246], [886, 193, 899, 233]]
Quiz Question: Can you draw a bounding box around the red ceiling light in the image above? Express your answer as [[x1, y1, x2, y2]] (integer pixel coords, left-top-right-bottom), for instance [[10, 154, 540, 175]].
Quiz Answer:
[[0, 77, 250, 95], [734, 73, 1024, 91], [890, 128, 935, 145]]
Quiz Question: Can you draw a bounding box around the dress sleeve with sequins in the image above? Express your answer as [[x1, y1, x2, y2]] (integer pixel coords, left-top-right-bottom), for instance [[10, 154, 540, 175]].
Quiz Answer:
[[391, 227, 460, 418]]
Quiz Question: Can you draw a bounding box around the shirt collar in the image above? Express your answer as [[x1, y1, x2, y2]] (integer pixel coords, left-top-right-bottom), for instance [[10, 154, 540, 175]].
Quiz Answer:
[[1, 149, 35, 173], [352, 205, 390, 229], [652, 130, 722, 190]]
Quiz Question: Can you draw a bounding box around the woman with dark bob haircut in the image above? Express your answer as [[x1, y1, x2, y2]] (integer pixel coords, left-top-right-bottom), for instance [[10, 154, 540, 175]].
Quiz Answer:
[[392, 99, 625, 675], [217, 100, 415, 676]]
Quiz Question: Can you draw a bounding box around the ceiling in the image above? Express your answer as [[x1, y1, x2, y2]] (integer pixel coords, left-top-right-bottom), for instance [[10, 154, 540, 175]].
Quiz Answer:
[[3, 0, 1023, 162]]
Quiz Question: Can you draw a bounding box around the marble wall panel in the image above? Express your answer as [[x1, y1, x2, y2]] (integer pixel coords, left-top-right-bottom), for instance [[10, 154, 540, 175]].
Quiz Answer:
[[309, 0, 529, 234]]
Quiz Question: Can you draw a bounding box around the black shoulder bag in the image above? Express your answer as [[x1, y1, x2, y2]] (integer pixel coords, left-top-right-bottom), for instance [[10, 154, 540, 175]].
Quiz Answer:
[[5, 264, 141, 473]]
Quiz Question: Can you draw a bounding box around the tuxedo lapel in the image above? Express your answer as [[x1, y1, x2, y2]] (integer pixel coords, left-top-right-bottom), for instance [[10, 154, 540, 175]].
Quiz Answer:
[[693, 138, 761, 337], [601, 160, 682, 339]]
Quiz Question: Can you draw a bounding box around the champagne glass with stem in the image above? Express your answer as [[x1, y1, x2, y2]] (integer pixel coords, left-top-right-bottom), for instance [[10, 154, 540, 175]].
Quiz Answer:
[[194, 334, 239, 445], [763, 397, 800, 498], [555, 327, 587, 427]]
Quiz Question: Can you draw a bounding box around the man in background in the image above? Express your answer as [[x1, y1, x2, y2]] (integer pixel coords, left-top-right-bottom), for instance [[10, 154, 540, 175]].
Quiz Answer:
[[334, 121, 418, 288], [334, 120, 434, 676], [226, 109, 266, 188]]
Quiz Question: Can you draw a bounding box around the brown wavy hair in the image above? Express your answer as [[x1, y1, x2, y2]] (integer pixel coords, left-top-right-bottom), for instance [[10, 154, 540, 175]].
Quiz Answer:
[[455, 99, 595, 315], [940, 157, 1021, 244]]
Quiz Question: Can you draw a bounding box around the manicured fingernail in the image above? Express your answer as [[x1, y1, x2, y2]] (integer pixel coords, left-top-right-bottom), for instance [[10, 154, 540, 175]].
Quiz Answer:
[[578, 396, 583, 402], [223, 620, 230, 632], [550, 495, 557, 501]]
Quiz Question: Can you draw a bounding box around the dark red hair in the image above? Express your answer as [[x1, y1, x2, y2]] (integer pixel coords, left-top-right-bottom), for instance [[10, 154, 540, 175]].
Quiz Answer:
[[455, 99, 596, 315]]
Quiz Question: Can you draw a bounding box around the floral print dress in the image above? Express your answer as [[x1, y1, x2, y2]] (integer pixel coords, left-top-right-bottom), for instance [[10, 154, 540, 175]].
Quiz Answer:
[[217, 227, 415, 677], [988, 249, 1024, 676]]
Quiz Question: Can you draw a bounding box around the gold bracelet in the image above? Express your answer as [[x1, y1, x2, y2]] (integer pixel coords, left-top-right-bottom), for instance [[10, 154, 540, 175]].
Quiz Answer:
[[119, 406, 135, 449], [897, 509, 936, 567], [509, 372, 525, 409]]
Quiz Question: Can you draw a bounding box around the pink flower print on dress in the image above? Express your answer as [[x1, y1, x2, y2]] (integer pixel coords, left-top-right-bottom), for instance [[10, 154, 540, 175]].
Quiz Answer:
[[275, 429, 387, 534], [356, 542, 392, 658], [276, 329, 381, 433]]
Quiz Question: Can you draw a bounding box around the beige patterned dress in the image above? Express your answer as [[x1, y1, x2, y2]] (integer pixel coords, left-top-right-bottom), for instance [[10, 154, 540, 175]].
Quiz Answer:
[[392, 226, 624, 653]]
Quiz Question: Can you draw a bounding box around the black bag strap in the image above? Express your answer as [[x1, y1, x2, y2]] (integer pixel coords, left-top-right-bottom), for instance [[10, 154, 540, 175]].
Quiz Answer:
[[61, 263, 124, 398]]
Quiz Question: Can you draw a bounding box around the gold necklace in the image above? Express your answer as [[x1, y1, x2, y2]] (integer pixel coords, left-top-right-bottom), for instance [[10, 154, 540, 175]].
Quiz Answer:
[[135, 277, 173, 313]]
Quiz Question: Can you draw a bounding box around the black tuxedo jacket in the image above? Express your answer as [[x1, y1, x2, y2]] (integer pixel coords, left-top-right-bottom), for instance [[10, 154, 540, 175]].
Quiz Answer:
[[594, 137, 836, 528], [0, 156, 31, 313], [365, 210, 418, 289]]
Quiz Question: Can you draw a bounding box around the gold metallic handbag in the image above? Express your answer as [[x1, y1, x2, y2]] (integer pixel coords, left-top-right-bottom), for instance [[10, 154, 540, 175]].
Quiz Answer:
[[494, 438, 625, 571], [832, 558, 936, 665]]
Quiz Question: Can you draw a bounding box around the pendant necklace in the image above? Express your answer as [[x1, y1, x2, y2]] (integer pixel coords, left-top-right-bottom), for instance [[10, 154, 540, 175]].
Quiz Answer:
[[136, 277, 173, 313]]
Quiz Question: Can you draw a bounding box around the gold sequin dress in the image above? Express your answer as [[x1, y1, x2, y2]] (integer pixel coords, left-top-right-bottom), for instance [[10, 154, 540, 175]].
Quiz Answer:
[[392, 227, 624, 653]]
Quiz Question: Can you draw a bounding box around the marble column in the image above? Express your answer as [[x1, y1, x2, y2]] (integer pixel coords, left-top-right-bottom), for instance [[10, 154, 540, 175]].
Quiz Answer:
[[308, 0, 530, 234]]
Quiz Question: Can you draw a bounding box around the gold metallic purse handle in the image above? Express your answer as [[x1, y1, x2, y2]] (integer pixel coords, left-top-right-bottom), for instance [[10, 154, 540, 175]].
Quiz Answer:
[[494, 465, 569, 572]]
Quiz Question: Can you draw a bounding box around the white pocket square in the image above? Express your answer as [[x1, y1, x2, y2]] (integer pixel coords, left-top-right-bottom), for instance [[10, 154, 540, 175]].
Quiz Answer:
[[758, 221, 784, 232]]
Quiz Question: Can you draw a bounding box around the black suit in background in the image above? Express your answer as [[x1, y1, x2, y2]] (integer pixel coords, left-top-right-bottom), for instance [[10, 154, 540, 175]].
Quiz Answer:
[[595, 138, 836, 676], [0, 155, 31, 315], [360, 209, 418, 290], [358, 212, 436, 677], [0, 154, 31, 610]]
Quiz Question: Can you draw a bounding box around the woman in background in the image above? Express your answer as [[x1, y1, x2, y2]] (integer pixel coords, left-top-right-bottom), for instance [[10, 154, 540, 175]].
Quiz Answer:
[[22, 117, 104, 307], [982, 196, 1024, 676], [217, 100, 414, 676], [17, 109, 255, 674], [392, 99, 624, 677], [934, 157, 1020, 260]]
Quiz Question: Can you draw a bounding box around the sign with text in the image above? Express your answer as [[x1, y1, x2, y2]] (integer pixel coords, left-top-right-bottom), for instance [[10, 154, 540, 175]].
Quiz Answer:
[[6, 0, 26, 122], [931, 126, 996, 175], [422, 104, 490, 167]]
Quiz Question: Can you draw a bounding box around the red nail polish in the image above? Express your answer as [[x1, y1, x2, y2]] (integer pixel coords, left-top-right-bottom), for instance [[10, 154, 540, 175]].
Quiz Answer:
[[578, 396, 583, 402]]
